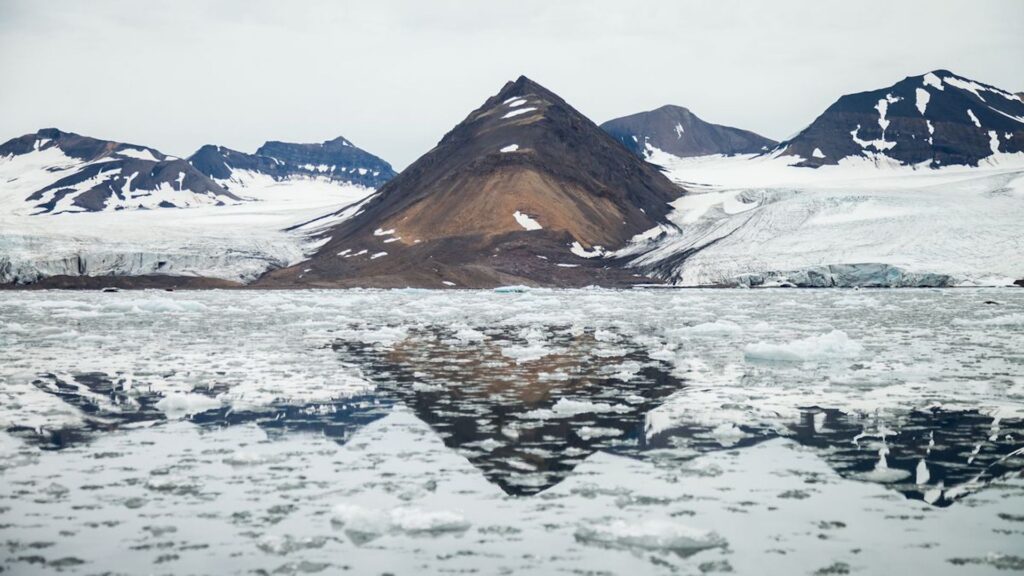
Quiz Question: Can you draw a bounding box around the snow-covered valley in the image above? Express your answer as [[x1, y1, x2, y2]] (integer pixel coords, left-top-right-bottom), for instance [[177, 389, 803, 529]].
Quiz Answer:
[[0, 162, 373, 284], [619, 150, 1024, 287]]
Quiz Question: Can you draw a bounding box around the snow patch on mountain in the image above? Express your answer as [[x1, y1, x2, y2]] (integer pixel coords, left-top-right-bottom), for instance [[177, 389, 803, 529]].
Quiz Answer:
[[915, 88, 930, 114], [513, 210, 542, 231], [502, 107, 538, 119], [570, 241, 605, 258], [922, 72, 944, 90], [116, 147, 160, 162], [773, 70, 1024, 168], [0, 145, 233, 215]]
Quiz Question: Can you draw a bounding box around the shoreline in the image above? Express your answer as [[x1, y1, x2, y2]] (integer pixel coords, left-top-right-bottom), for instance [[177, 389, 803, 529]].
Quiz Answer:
[[2, 277, 1021, 291]]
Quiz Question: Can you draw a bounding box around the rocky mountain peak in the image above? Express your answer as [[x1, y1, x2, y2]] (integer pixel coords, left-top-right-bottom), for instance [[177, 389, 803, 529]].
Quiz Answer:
[[258, 76, 685, 288], [601, 104, 777, 158], [774, 69, 1024, 167]]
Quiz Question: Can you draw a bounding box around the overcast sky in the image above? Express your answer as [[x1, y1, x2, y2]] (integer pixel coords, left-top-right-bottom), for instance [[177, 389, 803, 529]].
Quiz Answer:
[[1, 0, 1021, 169]]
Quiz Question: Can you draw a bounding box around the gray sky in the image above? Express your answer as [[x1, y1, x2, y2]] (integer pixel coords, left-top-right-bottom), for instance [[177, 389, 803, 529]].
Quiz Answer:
[[1, 0, 1021, 170]]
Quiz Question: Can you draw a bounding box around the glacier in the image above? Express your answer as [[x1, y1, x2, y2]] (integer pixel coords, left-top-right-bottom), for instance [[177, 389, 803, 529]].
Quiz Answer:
[[619, 148, 1024, 287], [0, 169, 373, 285]]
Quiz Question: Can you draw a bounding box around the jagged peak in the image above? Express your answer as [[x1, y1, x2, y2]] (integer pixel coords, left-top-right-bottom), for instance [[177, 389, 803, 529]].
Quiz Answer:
[[192, 143, 222, 154], [322, 136, 354, 148], [35, 127, 66, 139], [495, 75, 561, 104], [257, 136, 354, 151]]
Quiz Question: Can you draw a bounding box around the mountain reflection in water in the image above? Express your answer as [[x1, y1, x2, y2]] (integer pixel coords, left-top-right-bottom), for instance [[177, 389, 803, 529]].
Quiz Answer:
[[10, 324, 1022, 508]]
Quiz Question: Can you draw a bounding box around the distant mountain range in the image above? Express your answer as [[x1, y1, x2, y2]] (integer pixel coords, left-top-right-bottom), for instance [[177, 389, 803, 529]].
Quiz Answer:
[[600, 71, 1024, 169], [0, 128, 238, 214], [1, 70, 1022, 288], [189, 137, 395, 190], [0, 129, 395, 215], [601, 105, 776, 158], [773, 70, 1024, 167]]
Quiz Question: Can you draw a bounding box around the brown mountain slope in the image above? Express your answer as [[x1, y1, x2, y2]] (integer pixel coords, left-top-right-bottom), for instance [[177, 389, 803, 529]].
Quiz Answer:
[[259, 76, 685, 288]]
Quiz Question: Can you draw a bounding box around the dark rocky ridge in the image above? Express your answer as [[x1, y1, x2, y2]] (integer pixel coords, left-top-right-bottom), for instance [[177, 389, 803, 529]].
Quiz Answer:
[[775, 70, 1024, 168], [259, 76, 685, 288], [0, 128, 238, 214], [188, 137, 396, 189], [601, 105, 776, 158]]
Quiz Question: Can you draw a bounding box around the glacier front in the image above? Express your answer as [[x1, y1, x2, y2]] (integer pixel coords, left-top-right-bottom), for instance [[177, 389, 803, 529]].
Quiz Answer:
[[0, 172, 373, 285], [618, 150, 1024, 287]]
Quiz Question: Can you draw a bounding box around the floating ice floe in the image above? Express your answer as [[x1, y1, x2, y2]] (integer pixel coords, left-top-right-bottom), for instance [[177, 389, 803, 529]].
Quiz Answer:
[[575, 519, 725, 555], [500, 343, 551, 363], [743, 329, 864, 363], [670, 320, 743, 337], [155, 393, 222, 417], [952, 313, 1024, 326], [524, 397, 631, 420], [576, 426, 624, 440], [331, 503, 471, 541]]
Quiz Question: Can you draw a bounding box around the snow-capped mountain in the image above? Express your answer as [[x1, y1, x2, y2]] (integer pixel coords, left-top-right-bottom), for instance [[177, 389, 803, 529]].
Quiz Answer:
[[0, 128, 240, 215], [0, 130, 384, 286], [775, 70, 1024, 167], [259, 76, 685, 288], [601, 105, 776, 158], [188, 136, 396, 191]]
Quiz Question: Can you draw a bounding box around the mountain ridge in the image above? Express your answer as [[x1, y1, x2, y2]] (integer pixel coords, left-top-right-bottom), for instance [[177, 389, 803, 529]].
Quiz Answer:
[[773, 69, 1024, 167], [0, 128, 237, 214], [601, 105, 777, 158], [188, 137, 396, 190]]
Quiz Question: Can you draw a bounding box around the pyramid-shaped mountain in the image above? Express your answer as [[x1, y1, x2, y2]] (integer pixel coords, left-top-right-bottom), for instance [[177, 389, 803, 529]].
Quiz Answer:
[[259, 76, 685, 288], [601, 105, 776, 158], [775, 70, 1024, 167]]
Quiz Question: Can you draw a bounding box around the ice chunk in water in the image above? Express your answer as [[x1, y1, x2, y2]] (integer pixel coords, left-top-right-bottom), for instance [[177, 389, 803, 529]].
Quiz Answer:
[[575, 519, 725, 555], [155, 393, 221, 417], [331, 503, 470, 542], [524, 398, 631, 419], [743, 329, 863, 362]]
